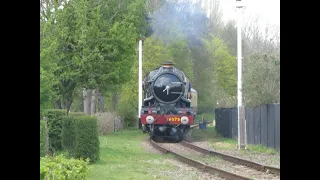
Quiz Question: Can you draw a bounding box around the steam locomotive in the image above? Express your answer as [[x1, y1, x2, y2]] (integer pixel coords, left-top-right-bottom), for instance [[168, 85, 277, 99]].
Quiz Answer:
[[140, 62, 197, 141]]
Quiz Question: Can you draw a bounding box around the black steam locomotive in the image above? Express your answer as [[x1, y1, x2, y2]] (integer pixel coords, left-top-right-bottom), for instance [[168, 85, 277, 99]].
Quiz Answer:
[[140, 62, 196, 141]]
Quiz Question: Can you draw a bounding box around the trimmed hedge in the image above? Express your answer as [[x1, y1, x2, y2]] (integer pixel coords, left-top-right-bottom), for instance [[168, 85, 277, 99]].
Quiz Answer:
[[40, 120, 46, 157], [40, 154, 90, 180], [74, 116, 100, 162], [62, 114, 100, 162], [46, 109, 67, 152], [62, 116, 76, 157]]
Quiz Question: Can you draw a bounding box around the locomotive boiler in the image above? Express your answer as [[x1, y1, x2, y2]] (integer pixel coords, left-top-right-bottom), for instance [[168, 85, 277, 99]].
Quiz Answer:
[[140, 62, 196, 141]]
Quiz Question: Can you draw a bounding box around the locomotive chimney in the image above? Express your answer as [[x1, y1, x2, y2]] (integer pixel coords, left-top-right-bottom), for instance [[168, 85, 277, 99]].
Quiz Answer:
[[162, 61, 174, 68]]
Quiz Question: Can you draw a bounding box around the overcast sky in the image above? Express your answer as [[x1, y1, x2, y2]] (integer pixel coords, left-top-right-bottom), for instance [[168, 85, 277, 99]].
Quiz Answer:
[[219, 0, 280, 27]]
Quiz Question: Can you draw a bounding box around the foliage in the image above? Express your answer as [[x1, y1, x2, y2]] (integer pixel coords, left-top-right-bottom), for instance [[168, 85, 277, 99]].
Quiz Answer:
[[40, 0, 148, 112], [40, 18, 59, 116], [117, 60, 139, 128], [240, 19, 280, 107], [217, 20, 237, 56], [118, 104, 138, 128], [213, 39, 236, 97], [40, 154, 90, 180], [62, 114, 100, 161], [243, 52, 280, 107], [215, 96, 237, 108], [40, 120, 46, 157], [206, 36, 236, 98], [40, 66, 55, 116], [74, 115, 100, 163], [188, 35, 237, 112], [69, 88, 85, 112], [62, 116, 76, 157], [46, 109, 67, 152], [189, 45, 212, 113], [141, 36, 172, 76], [167, 39, 194, 81]]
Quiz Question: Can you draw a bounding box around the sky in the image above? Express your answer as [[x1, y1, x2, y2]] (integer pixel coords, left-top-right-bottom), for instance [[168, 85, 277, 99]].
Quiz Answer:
[[218, 0, 280, 27]]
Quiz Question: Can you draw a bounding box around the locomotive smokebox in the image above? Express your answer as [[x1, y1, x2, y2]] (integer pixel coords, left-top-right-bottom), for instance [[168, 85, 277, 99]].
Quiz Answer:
[[152, 72, 184, 104]]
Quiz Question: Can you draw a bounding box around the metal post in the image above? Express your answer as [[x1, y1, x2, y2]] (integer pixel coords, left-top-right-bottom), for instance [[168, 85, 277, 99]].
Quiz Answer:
[[138, 39, 143, 128], [236, 0, 247, 150]]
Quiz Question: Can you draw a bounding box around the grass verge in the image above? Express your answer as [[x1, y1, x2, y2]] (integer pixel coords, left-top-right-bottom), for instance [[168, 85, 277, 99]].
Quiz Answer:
[[88, 129, 197, 180], [190, 125, 279, 155]]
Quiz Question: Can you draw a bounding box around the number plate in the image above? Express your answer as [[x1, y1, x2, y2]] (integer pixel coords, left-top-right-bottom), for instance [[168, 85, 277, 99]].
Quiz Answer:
[[168, 117, 181, 122]]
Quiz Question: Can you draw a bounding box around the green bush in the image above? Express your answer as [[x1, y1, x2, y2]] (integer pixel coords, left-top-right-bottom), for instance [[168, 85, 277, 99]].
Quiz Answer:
[[117, 105, 137, 128], [62, 116, 76, 157], [74, 115, 100, 163], [46, 109, 67, 152], [40, 120, 46, 157], [40, 154, 90, 180], [61, 114, 100, 162]]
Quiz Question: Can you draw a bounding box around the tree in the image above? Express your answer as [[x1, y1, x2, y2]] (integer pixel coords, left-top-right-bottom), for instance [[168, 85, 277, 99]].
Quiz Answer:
[[241, 17, 280, 107], [206, 0, 224, 36], [167, 39, 194, 81], [207, 37, 237, 97], [40, 15, 59, 116], [146, 0, 166, 14], [243, 52, 280, 107], [40, 0, 148, 115], [217, 20, 238, 56], [81, 0, 148, 115]]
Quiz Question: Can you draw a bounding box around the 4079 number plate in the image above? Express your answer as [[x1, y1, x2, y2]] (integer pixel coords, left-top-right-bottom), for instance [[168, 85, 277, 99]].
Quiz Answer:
[[168, 117, 181, 122]]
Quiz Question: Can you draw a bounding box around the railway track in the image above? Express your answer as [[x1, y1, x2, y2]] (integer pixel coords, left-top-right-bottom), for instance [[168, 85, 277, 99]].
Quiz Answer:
[[150, 139, 253, 180], [188, 122, 280, 176], [180, 141, 280, 176], [149, 123, 279, 179]]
